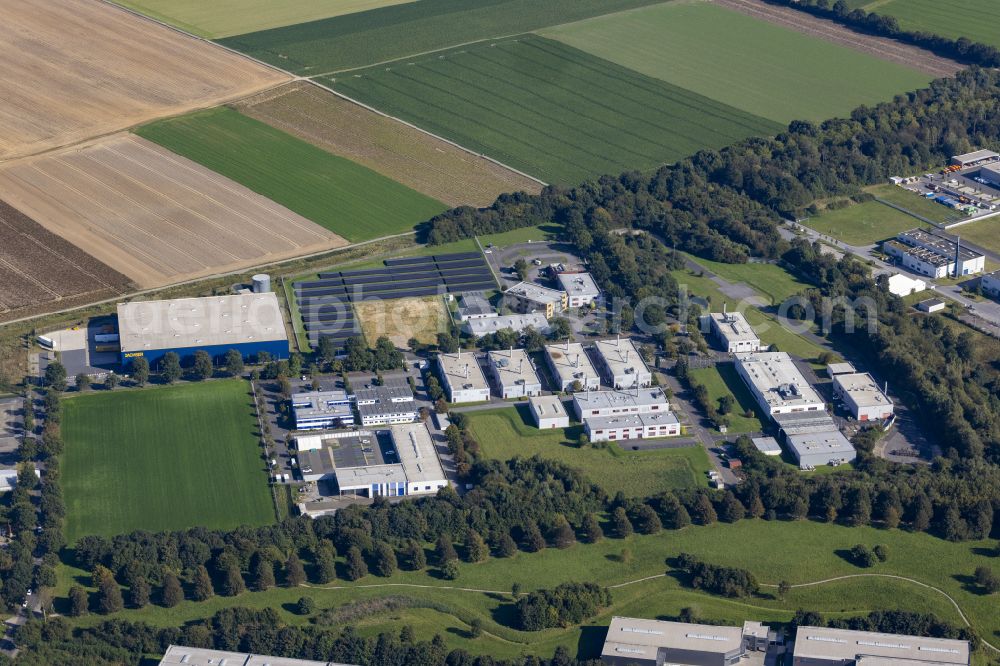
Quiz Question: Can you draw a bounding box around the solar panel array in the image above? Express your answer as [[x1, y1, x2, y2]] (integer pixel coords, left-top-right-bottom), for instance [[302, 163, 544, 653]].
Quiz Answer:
[[296, 252, 495, 349]]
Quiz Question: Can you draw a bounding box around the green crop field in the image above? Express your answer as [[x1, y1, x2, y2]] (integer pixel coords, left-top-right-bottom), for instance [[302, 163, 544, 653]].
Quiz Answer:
[[61, 380, 274, 543], [55, 520, 1000, 663], [219, 0, 667, 74], [804, 200, 928, 245], [541, 1, 931, 124], [465, 406, 711, 497], [688, 365, 765, 434], [135, 108, 446, 243], [112, 0, 416, 39], [872, 0, 1000, 49], [324, 36, 782, 184]]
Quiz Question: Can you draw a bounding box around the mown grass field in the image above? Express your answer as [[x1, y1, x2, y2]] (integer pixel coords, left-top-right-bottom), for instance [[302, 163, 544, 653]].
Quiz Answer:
[[804, 200, 926, 245], [61, 380, 273, 543], [55, 520, 1000, 663], [219, 0, 666, 74], [541, 1, 931, 125], [869, 184, 963, 225], [873, 0, 1000, 49], [465, 405, 711, 497], [948, 218, 1000, 258], [113, 0, 415, 39], [325, 36, 783, 184], [683, 253, 810, 306], [688, 365, 765, 434], [135, 108, 447, 243]]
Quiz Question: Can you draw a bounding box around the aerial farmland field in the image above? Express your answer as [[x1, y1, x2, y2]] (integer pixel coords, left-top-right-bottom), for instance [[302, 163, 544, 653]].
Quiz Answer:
[[136, 107, 448, 242], [61, 380, 274, 543], [236, 83, 541, 207], [113, 0, 417, 39], [0, 0, 288, 161], [0, 134, 345, 289], [324, 36, 783, 184], [540, 1, 932, 124], [218, 0, 667, 74], [871, 0, 1000, 49]]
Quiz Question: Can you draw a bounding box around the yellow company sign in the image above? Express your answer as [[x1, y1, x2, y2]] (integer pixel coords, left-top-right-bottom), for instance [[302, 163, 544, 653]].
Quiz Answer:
[[123, 352, 144, 358]]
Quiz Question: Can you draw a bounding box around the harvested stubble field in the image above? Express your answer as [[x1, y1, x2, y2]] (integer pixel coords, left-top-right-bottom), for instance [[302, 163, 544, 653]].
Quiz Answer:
[[354, 295, 448, 347], [236, 83, 541, 206], [0, 201, 131, 321], [0, 134, 345, 289], [0, 0, 288, 162], [326, 36, 783, 184]]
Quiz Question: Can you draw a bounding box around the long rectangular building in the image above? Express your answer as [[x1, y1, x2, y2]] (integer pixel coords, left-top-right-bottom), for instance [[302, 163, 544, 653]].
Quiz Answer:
[[464, 312, 549, 336], [487, 348, 542, 398], [118, 293, 288, 367], [545, 342, 600, 391], [572, 388, 670, 420], [585, 411, 679, 442], [734, 352, 825, 416], [437, 350, 490, 403], [601, 617, 771, 666], [792, 626, 969, 666], [292, 390, 355, 430], [355, 384, 416, 426], [593, 337, 652, 389], [831, 372, 893, 422], [887, 229, 985, 278], [389, 423, 448, 495], [159, 645, 357, 666]]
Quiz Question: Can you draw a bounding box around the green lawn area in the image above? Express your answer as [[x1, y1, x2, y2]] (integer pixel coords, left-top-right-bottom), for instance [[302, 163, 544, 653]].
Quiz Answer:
[[688, 364, 765, 434], [681, 253, 810, 306], [804, 200, 928, 246], [479, 223, 562, 248], [61, 380, 274, 543], [112, 0, 415, 39], [874, 0, 1000, 49], [868, 184, 964, 226], [947, 217, 1000, 259], [218, 0, 666, 74], [135, 107, 447, 243], [322, 35, 782, 184], [465, 405, 711, 497], [540, 1, 931, 124], [55, 520, 1000, 664]]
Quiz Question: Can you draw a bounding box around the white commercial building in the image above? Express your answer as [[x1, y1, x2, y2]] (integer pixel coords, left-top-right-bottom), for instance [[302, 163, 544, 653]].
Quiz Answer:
[[886, 273, 926, 297], [826, 362, 855, 377], [832, 372, 893, 422], [708, 310, 760, 353], [585, 411, 679, 442], [593, 337, 652, 389], [557, 271, 600, 308], [487, 348, 542, 398], [601, 617, 772, 666], [572, 388, 669, 420], [951, 149, 999, 167], [545, 342, 600, 391], [734, 352, 825, 416], [355, 384, 416, 426], [159, 645, 357, 666], [886, 229, 985, 278], [390, 423, 449, 495], [291, 390, 355, 430], [504, 281, 567, 317], [785, 429, 856, 469], [464, 313, 549, 336], [529, 395, 570, 429], [751, 437, 782, 456], [981, 269, 1000, 298], [917, 298, 946, 313], [437, 350, 490, 403], [792, 626, 969, 666], [456, 293, 497, 321]]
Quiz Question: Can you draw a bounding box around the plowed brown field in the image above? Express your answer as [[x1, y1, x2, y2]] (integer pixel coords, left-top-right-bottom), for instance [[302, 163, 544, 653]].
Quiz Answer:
[[0, 0, 289, 161], [235, 83, 542, 208], [0, 135, 347, 289]]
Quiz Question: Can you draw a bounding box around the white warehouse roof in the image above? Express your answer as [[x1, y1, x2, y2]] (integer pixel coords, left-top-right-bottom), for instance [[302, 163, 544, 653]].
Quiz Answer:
[[557, 271, 600, 299], [545, 342, 600, 386], [465, 313, 548, 335], [437, 351, 489, 392], [735, 351, 823, 411], [793, 627, 968, 666], [159, 644, 357, 666], [389, 423, 445, 484], [833, 372, 892, 409]]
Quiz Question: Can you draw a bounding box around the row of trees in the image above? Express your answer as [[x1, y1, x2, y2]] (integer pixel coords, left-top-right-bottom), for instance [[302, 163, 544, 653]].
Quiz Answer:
[[675, 554, 760, 598]]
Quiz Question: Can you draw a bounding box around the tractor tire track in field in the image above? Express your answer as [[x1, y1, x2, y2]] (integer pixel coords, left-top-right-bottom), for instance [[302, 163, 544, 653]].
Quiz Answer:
[[712, 0, 962, 79]]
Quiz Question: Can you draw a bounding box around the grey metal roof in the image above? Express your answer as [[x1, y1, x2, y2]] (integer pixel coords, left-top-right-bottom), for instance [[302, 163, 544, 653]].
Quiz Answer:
[[793, 626, 968, 665], [159, 645, 356, 665]]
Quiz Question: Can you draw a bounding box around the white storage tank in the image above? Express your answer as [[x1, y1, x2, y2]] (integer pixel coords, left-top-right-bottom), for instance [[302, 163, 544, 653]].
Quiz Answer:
[[252, 273, 271, 293]]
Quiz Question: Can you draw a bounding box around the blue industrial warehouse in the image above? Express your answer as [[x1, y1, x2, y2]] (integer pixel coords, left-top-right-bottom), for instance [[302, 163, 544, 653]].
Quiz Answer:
[[116, 293, 289, 367]]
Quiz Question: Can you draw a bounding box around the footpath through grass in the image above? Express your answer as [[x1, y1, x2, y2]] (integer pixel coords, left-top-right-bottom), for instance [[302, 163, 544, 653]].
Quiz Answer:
[[61, 380, 274, 542], [135, 107, 447, 243], [465, 405, 711, 497]]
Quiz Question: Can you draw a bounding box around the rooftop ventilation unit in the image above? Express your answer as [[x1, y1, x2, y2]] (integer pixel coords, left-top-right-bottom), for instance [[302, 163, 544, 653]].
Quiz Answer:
[[807, 637, 848, 644], [857, 641, 910, 649], [686, 633, 730, 641], [623, 627, 664, 635], [920, 647, 960, 654]]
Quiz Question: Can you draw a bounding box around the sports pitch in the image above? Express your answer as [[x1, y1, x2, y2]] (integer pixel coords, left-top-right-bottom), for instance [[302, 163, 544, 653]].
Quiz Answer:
[[873, 0, 1000, 49], [325, 36, 782, 184], [136, 107, 448, 243], [541, 1, 931, 124], [61, 380, 274, 543]]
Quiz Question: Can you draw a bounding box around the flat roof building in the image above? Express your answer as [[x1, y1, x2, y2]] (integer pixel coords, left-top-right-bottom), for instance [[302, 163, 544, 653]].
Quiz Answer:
[[708, 310, 760, 353], [885, 240, 953, 279], [292, 390, 356, 430], [118, 293, 288, 367], [826, 362, 855, 377], [573, 388, 669, 419], [335, 464, 408, 497], [886, 273, 926, 297], [504, 281, 567, 317], [456, 293, 497, 321], [890, 229, 985, 278], [529, 395, 570, 429], [557, 271, 600, 308], [917, 298, 946, 313], [981, 269, 1000, 298], [601, 617, 771, 666], [734, 352, 825, 416], [464, 313, 549, 336], [832, 372, 893, 422], [585, 411, 679, 442], [354, 384, 416, 426], [389, 423, 448, 495], [981, 162, 1000, 187], [159, 645, 357, 666], [792, 626, 969, 666], [487, 348, 542, 398], [751, 436, 782, 456], [951, 149, 999, 167], [437, 350, 490, 403], [545, 342, 600, 391], [593, 337, 652, 389], [785, 429, 856, 469]]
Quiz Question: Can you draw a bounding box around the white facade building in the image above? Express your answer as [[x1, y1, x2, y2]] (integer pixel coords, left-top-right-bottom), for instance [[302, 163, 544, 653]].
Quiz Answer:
[[734, 352, 825, 416], [291, 390, 355, 430], [917, 298, 946, 313], [886, 229, 985, 278], [572, 388, 669, 420], [557, 271, 600, 308], [585, 411, 679, 442], [465, 313, 549, 336], [503, 281, 567, 317], [832, 372, 893, 422], [601, 617, 772, 666], [886, 273, 926, 297], [390, 423, 449, 495], [487, 348, 542, 399], [593, 337, 652, 389], [159, 645, 357, 666], [708, 310, 760, 353], [981, 269, 1000, 298], [354, 384, 417, 426], [792, 626, 969, 666], [545, 342, 600, 391], [437, 350, 490, 403], [529, 395, 570, 429]]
